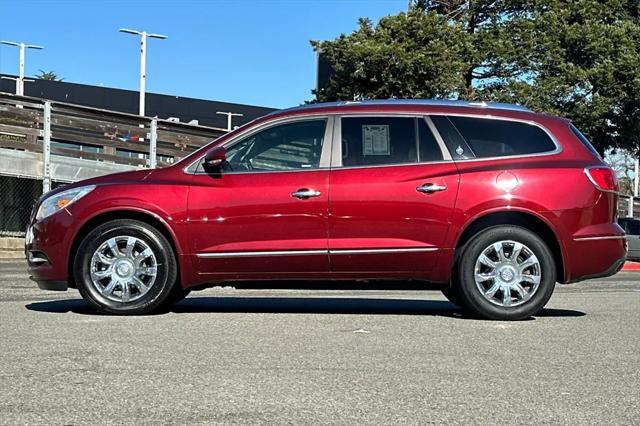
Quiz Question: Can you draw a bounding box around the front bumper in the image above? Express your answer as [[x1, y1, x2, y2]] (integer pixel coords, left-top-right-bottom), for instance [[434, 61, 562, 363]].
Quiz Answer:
[[25, 212, 76, 291], [30, 277, 68, 291]]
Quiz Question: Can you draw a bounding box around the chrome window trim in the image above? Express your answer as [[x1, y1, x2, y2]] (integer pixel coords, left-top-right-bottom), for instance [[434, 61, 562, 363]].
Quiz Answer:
[[424, 116, 453, 161], [196, 247, 439, 258], [427, 113, 563, 161], [332, 113, 452, 169], [328, 159, 456, 172], [184, 110, 562, 174], [184, 113, 335, 175], [330, 113, 342, 168]]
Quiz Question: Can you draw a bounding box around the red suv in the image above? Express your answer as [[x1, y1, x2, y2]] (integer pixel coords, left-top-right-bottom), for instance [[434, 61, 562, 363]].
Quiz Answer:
[[26, 100, 627, 319]]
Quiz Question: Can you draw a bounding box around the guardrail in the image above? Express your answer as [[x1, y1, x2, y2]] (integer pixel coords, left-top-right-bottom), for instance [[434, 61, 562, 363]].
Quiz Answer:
[[0, 92, 230, 237], [619, 195, 639, 219], [0, 92, 228, 189]]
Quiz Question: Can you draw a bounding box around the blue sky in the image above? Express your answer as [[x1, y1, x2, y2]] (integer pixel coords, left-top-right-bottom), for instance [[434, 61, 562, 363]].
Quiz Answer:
[[0, 0, 407, 108]]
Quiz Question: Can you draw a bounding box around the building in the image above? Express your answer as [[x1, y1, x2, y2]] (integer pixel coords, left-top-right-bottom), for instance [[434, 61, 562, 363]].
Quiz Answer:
[[0, 77, 277, 238], [0, 75, 276, 129]]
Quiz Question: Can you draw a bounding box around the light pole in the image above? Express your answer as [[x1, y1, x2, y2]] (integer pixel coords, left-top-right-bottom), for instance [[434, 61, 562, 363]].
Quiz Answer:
[[0, 40, 43, 95], [216, 111, 244, 131], [119, 28, 167, 116], [634, 157, 639, 198]]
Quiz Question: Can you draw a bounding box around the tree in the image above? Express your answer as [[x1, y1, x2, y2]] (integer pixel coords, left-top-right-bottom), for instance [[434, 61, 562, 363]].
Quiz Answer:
[[37, 70, 63, 81], [488, 1, 640, 156], [605, 148, 637, 196], [312, 1, 640, 155], [311, 14, 471, 101]]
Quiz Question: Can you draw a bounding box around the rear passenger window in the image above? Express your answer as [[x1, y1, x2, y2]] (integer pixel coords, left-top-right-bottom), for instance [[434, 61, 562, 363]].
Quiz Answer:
[[417, 118, 443, 162], [446, 116, 557, 158], [340, 117, 443, 167]]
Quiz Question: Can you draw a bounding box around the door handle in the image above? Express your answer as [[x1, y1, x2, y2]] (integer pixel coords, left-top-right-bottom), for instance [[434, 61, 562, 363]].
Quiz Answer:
[[417, 183, 447, 194], [292, 188, 321, 199]]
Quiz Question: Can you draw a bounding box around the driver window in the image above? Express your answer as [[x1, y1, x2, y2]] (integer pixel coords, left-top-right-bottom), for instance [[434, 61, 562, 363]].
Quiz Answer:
[[222, 119, 327, 172]]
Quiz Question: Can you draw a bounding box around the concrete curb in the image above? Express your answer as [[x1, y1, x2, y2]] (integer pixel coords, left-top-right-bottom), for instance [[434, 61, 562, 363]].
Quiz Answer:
[[0, 238, 24, 259], [0, 251, 24, 259]]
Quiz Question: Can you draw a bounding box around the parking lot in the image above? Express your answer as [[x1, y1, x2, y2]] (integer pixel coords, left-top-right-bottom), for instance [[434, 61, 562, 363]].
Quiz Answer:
[[1, 259, 639, 425]]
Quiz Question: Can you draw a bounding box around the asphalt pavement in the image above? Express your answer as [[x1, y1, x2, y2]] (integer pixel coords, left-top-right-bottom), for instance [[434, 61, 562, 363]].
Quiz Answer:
[[1, 259, 639, 425]]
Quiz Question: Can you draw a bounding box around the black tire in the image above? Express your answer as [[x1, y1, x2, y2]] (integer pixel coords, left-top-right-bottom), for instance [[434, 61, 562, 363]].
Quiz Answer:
[[74, 219, 178, 315], [456, 225, 556, 320], [161, 285, 191, 309], [441, 284, 466, 309]]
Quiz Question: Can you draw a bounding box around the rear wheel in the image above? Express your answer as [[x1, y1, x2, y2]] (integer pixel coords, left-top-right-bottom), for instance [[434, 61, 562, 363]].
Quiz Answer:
[[456, 226, 556, 320], [74, 219, 178, 315]]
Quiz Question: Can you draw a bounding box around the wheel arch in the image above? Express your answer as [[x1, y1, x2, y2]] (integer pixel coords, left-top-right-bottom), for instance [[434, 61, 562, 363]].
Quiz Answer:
[[454, 210, 566, 283], [67, 208, 183, 288]]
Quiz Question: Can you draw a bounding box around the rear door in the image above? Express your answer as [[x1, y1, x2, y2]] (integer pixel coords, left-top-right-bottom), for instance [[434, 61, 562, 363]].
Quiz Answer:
[[327, 115, 459, 275]]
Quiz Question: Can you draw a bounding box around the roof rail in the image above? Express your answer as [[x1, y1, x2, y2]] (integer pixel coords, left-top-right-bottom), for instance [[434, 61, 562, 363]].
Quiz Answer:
[[277, 99, 532, 114]]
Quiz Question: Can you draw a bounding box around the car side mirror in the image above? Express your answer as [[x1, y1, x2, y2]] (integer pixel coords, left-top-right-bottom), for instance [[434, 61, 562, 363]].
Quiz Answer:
[[203, 146, 227, 173]]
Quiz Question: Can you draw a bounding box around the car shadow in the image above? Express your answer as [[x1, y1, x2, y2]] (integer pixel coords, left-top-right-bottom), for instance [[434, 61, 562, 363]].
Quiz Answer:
[[25, 296, 586, 320]]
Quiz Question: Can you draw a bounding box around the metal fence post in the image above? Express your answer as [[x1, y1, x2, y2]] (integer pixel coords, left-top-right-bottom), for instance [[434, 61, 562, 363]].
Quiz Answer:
[[148, 118, 157, 168], [42, 101, 52, 193]]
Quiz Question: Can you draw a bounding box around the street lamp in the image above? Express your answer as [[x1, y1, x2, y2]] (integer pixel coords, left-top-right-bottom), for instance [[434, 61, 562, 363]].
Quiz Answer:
[[0, 40, 43, 96], [118, 28, 167, 116], [216, 111, 244, 131], [635, 157, 639, 198]]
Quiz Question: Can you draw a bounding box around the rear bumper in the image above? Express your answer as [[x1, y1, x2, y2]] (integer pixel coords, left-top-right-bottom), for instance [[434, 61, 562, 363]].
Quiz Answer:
[[564, 232, 627, 283], [566, 257, 626, 283]]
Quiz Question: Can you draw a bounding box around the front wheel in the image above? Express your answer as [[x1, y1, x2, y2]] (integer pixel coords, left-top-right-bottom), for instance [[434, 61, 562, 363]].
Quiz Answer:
[[74, 219, 179, 315], [456, 226, 556, 320], [440, 284, 466, 309]]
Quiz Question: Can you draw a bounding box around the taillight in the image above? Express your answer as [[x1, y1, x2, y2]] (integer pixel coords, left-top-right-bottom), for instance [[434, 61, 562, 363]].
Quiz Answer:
[[585, 167, 618, 193]]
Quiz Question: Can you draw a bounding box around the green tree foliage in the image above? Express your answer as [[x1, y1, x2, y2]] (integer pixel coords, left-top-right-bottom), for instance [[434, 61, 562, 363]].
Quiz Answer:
[[37, 70, 63, 81], [312, 1, 640, 154]]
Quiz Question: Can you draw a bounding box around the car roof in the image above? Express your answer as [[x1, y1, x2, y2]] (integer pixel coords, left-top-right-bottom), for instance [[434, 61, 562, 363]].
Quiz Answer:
[[272, 99, 533, 117]]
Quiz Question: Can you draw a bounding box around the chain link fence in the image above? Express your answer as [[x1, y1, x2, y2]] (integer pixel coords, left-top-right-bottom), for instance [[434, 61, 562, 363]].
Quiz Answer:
[[0, 175, 68, 237], [0, 175, 42, 237]]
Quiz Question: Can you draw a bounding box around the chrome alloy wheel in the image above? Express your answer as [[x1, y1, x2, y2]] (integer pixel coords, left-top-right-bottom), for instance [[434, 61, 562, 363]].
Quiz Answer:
[[474, 240, 542, 307], [89, 236, 158, 303]]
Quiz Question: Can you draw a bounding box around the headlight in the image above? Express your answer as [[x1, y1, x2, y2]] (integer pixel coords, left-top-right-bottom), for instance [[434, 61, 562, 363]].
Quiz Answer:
[[36, 185, 96, 221]]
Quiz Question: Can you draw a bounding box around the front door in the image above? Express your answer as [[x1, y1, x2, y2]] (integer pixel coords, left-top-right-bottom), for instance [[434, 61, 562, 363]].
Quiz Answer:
[[187, 117, 333, 280], [328, 115, 459, 276]]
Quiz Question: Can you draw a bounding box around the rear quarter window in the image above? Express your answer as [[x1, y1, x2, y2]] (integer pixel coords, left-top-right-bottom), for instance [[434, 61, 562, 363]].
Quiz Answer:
[[445, 116, 557, 158]]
